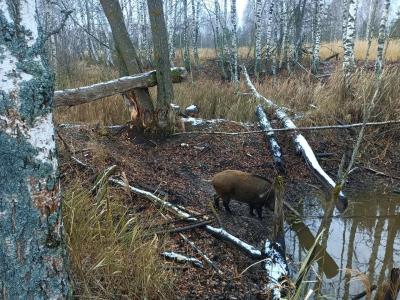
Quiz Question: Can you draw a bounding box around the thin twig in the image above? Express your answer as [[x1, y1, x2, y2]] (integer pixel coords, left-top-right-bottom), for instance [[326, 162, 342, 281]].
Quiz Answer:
[[173, 120, 400, 136]]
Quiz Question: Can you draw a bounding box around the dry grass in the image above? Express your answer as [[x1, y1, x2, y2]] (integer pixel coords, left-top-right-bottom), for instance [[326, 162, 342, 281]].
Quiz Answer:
[[175, 39, 400, 62], [55, 40, 400, 127], [63, 180, 174, 299]]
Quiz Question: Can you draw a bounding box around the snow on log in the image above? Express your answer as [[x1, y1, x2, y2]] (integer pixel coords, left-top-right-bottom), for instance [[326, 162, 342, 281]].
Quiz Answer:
[[161, 251, 204, 268], [264, 241, 289, 300], [54, 67, 187, 107], [255, 105, 284, 172], [241, 65, 348, 212], [109, 177, 263, 259]]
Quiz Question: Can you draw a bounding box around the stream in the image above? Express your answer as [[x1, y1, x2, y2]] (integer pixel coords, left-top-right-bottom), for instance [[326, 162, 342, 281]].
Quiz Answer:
[[286, 186, 400, 299]]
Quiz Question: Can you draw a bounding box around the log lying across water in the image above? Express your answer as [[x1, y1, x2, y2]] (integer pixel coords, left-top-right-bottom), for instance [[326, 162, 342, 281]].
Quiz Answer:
[[54, 67, 187, 107], [241, 66, 347, 212]]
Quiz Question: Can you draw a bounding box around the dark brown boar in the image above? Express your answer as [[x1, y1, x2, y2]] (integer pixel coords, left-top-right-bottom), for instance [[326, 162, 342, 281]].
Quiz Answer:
[[211, 170, 275, 219]]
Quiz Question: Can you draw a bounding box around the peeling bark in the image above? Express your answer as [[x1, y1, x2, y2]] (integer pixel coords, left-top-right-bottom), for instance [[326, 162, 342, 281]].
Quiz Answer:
[[0, 1, 70, 298]]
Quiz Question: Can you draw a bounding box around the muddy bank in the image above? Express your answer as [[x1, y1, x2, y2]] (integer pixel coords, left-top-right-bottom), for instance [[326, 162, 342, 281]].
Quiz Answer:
[[57, 120, 400, 299]]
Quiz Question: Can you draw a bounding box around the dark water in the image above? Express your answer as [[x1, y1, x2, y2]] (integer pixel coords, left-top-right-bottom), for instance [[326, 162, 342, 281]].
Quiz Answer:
[[286, 187, 400, 299]]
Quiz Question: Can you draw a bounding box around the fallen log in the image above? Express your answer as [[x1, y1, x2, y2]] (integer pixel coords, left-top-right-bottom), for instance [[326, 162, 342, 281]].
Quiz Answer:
[[241, 65, 348, 212], [109, 177, 264, 259], [161, 251, 203, 268], [264, 177, 289, 299], [255, 105, 284, 172], [54, 67, 187, 107]]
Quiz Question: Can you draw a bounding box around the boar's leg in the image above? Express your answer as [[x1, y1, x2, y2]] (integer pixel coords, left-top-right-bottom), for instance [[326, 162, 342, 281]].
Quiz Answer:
[[222, 196, 232, 214], [249, 205, 256, 217], [213, 194, 220, 209], [255, 206, 263, 219]]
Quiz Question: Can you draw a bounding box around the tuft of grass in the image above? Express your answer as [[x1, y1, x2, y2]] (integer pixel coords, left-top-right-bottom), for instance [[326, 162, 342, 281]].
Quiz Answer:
[[63, 181, 174, 299]]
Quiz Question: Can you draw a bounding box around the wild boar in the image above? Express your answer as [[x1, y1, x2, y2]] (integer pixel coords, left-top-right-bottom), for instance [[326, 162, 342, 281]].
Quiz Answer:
[[211, 170, 275, 219]]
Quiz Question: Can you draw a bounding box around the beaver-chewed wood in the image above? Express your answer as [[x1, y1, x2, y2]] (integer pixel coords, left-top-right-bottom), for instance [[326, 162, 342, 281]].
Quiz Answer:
[[241, 65, 348, 212]]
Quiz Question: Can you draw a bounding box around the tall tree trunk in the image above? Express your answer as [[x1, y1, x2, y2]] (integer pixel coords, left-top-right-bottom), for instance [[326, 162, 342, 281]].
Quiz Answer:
[[0, 1, 70, 298], [183, 0, 191, 71], [192, 0, 200, 67], [100, 0, 155, 129], [254, 0, 262, 80], [266, 1, 274, 74], [375, 0, 391, 76], [311, 0, 323, 74], [166, 0, 175, 66], [230, 0, 238, 83], [292, 0, 307, 64], [147, 0, 175, 132], [364, 0, 379, 64], [343, 0, 357, 77]]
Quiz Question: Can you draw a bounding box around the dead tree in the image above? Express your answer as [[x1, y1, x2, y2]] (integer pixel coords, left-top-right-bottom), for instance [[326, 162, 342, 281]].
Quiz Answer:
[[100, 0, 155, 131]]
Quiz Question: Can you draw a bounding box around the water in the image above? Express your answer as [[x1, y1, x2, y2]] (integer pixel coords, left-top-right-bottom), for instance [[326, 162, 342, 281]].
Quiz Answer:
[[286, 187, 400, 299]]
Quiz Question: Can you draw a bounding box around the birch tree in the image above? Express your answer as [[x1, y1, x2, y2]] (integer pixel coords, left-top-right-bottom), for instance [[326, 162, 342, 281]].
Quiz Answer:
[[231, 0, 238, 83], [266, 1, 274, 74], [254, 0, 262, 79], [311, 0, 323, 74], [375, 0, 391, 76], [0, 1, 70, 298], [183, 0, 191, 71], [342, 0, 358, 77], [192, 0, 200, 67], [364, 0, 379, 63]]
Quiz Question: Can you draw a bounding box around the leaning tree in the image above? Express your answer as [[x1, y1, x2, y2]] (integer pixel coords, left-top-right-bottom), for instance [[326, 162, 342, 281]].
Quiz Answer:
[[0, 1, 70, 298]]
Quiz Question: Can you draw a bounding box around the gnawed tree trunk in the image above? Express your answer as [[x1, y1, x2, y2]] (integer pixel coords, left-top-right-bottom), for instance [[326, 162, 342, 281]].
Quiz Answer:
[[100, 0, 155, 130], [147, 0, 175, 132], [54, 68, 187, 107], [242, 66, 348, 212], [0, 1, 70, 298], [375, 0, 391, 76]]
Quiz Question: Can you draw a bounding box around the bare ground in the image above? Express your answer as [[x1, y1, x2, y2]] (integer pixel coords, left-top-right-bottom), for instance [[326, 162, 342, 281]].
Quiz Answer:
[[57, 118, 400, 299]]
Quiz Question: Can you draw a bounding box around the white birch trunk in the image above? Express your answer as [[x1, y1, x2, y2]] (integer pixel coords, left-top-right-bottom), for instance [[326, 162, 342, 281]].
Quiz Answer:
[[0, 1, 70, 298], [364, 0, 378, 63], [254, 0, 262, 79], [342, 0, 358, 77], [191, 0, 200, 66], [311, 0, 323, 74], [266, 1, 274, 73], [183, 0, 191, 71], [374, 0, 391, 76], [230, 0, 238, 83]]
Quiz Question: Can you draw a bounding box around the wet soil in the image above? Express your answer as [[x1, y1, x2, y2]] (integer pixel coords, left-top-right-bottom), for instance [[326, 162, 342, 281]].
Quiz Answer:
[[57, 119, 400, 299]]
